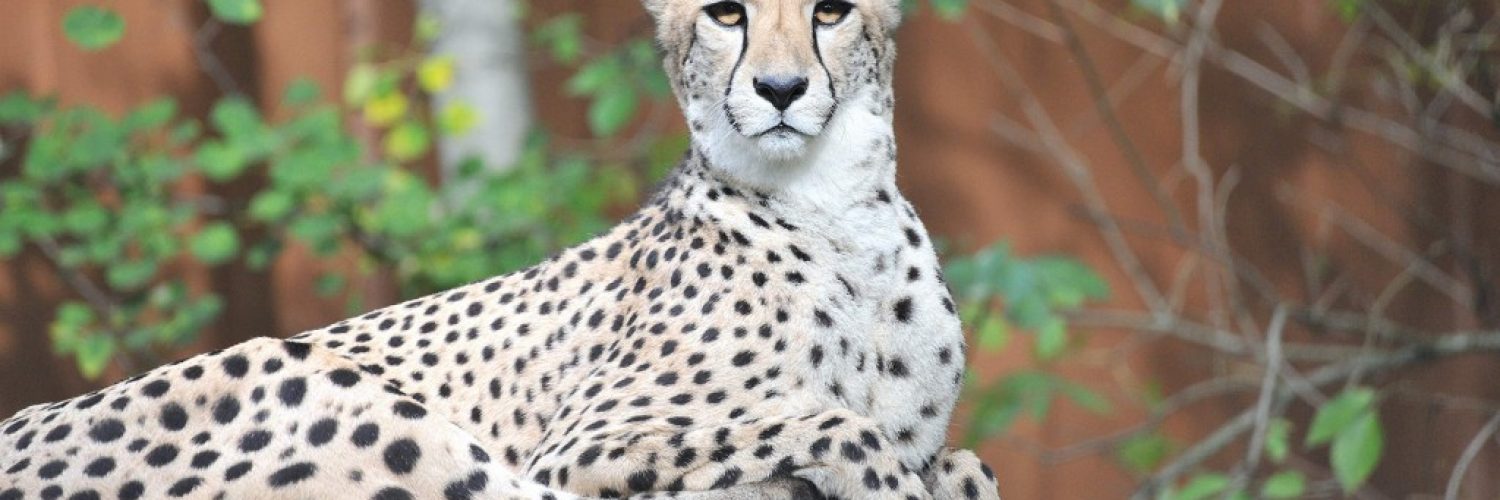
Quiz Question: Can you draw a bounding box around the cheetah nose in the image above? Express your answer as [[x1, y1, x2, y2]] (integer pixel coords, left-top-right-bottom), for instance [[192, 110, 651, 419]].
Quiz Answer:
[[753, 75, 809, 111]]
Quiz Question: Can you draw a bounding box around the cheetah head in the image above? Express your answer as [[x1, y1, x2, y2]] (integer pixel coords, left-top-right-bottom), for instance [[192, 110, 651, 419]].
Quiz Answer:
[[644, 0, 902, 176]]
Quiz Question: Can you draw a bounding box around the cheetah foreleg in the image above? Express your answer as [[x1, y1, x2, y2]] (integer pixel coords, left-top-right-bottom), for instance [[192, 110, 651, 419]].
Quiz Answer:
[[922, 448, 1000, 500]]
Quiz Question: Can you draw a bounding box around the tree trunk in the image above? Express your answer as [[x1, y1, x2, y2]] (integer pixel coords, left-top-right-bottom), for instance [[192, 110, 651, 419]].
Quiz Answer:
[[421, 0, 533, 179]]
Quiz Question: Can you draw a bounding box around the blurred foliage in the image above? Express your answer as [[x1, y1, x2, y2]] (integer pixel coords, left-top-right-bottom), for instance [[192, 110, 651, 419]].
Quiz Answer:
[[10, 0, 1399, 496], [4, 1, 679, 377]]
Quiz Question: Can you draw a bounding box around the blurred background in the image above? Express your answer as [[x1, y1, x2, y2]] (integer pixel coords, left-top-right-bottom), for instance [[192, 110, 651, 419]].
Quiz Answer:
[[1, 0, 1498, 498]]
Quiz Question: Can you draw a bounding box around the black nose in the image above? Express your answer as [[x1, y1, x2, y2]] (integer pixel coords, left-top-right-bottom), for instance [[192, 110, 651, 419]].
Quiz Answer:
[[753, 75, 809, 111]]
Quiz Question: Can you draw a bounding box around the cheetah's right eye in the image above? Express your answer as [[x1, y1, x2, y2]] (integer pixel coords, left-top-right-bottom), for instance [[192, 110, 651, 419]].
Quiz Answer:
[[704, 2, 746, 27]]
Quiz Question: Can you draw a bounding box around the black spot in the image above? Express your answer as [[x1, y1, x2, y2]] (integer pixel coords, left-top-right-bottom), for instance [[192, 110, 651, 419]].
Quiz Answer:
[[67, 490, 101, 500], [88, 419, 124, 443], [372, 487, 414, 500], [277, 377, 308, 407], [283, 341, 312, 360], [888, 358, 910, 377], [159, 403, 188, 431], [351, 423, 380, 447], [84, 457, 115, 477], [814, 310, 834, 327], [393, 401, 427, 419], [239, 430, 271, 452], [731, 351, 756, 367], [383, 438, 422, 475], [222, 355, 250, 378], [118, 482, 144, 500], [709, 467, 743, 489], [225, 461, 253, 482], [213, 395, 241, 424], [141, 380, 171, 398], [0, 489, 20, 500], [190, 451, 220, 469], [893, 297, 913, 323], [145, 444, 179, 467], [328, 369, 360, 387], [841, 441, 867, 462], [42, 424, 71, 442], [308, 418, 337, 446], [627, 469, 658, 491], [38, 460, 67, 479], [268, 462, 318, 487], [167, 477, 202, 497]]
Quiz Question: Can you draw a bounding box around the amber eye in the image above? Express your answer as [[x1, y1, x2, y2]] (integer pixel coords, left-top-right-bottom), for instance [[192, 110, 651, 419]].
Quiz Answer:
[[814, 0, 853, 26], [704, 2, 746, 27]]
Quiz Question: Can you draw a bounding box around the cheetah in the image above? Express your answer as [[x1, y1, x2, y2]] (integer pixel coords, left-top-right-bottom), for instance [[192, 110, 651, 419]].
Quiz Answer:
[[0, 1, 1003, 499]]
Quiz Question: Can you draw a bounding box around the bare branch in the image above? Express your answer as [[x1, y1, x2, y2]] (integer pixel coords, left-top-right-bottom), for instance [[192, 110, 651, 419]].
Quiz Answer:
[[1444, 411, 1500, 500]]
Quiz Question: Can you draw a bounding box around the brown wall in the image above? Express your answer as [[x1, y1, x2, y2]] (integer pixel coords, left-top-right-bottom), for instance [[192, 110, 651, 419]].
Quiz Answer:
[[2, 0, 1498, 497]]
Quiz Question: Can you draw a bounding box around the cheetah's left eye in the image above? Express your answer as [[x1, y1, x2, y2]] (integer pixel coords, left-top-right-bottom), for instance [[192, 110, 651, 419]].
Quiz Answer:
[[814, 0, 853, 26]]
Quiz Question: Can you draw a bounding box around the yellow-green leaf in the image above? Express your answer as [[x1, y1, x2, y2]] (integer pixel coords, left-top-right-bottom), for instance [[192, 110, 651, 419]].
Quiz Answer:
[[363, 92, 409, 127], [384, 121, 431, 162], [418, 55, 457, 94], [439, 101, 480, 136]]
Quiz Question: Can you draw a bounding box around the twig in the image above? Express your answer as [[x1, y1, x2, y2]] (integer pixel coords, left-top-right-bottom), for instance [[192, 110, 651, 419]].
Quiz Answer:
[[1137, 329, 1500, 497], [1238, 307, 1289, 483], [963, 19, 1170, 315], [1044, 0, 1189, 235], [1444, 411, 1500, 500]]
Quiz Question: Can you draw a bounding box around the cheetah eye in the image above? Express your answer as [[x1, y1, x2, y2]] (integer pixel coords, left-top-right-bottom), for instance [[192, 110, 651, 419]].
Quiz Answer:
[[704, 2, 746, 27], [814, 0, 853, 26]]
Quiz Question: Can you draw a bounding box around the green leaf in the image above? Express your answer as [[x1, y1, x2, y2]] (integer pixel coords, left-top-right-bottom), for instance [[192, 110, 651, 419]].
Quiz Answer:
[[207, 0, 264, 24], [210, 97, 265, 144], [1261, 471, 1306, 499], [123, 98, 178, 130], [315, 274, 345, 297], [928, 0, 968, 19], [195, 141, 248, 182], [567, 58, 623, 96], [1332, 0, 1364, 21], [248, 190, 295, 222], [1116, 433, 1170, 473], [0, 92, 54, 124], [1331, 412, 1383, 493], [107, 260, 157, 289], [1174, 473, 1230, 500], [588, 85, 638, 137], [190, 222, 240, 265], [384, 121, 431, 162], [74, 334, 115, 379], [1265, 419, 1291, 464], [534, 14, 584, 64], [1131, 0, 1186, 23], [282, 78, 322, 107], [62, 6, 126, 52], [976, 314, 1010, 351], [1034, 318, 1068, 360], [1306, 388, 1374, 447]]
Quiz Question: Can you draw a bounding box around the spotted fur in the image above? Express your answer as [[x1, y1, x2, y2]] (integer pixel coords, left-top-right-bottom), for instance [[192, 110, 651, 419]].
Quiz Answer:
[[0, 1, 1001, 499]]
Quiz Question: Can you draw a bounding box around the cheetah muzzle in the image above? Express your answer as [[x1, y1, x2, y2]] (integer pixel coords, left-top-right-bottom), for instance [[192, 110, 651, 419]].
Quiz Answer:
[[0, 1, 1002, 499]]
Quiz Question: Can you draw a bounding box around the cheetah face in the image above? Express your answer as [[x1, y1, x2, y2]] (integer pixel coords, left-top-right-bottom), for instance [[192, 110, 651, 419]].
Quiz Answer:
[[645, 0, 901, 163]]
